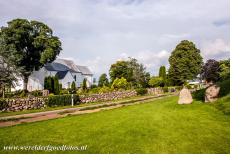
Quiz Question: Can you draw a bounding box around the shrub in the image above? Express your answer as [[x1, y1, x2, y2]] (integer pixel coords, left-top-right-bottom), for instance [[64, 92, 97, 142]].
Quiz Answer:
[[112, 77, 129, 90], [163, 87, 168, 93], [136, 88, 147, 95], [99, 86, 112, 93], [60, 89, 69, 95], [192, 88, 206, 101], [82, 78, 87, 91], [46, 94, 80, 107], [0, 99, 8, 110], [149, 77, 163, 87], [218, 79, 230, 97], [31, 90, 43, 97]]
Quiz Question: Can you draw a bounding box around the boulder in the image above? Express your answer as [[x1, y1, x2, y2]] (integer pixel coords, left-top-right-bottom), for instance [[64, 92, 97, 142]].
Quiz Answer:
[[178, 87, 193, 104], [205, 84, 220, 102]]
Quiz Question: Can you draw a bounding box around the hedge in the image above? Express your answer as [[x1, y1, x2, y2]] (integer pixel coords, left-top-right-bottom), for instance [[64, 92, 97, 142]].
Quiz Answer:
[[46, 94, 80, 107], [135, 88, 148, 96], [0, 99, 8, 110]]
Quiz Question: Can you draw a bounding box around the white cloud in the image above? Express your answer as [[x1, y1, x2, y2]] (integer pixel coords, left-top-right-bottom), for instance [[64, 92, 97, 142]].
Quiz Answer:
[[201, 39, 230, 60]]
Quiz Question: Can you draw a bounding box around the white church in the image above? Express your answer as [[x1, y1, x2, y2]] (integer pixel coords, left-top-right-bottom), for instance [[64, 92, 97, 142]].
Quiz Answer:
[[15, 59, 93, 92]]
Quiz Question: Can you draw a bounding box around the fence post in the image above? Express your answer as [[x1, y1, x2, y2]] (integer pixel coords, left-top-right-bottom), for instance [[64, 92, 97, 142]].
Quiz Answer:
[[71, 94, 74, 106]]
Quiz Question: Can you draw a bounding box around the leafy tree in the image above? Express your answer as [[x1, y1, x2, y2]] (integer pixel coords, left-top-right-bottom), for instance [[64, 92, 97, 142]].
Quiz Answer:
[[53, 76, 60, 95], [111, 77, 129, 90], [70, 81, 76, 94], [109, 58, 149, 88], [0, 57, 18, 98], [0, 19, 62, 90], [98, 73, 109, 87], [219, 58, 230, 81], [109, 61, 131, 83], [82, 78, 87, 91], [201, 59, 220, 83], [168, 40, 203, 85], [159, 66, 166, 86], [148, 77, 163, 87], [44, 76, 60, 94]]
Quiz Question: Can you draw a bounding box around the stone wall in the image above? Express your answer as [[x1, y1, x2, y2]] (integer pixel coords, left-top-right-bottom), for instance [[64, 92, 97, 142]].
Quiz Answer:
[[80, 90, 137, 103], [2, 98, 46, 112], [147, 88, 164, 95]]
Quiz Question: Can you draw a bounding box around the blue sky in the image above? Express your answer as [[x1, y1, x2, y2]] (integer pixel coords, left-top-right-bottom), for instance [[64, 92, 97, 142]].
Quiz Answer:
[[1, 0, 230, 78]]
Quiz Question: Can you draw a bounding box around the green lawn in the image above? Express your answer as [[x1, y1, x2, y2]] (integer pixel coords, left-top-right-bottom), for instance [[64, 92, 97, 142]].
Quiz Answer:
[[0, 96, 230, 154]]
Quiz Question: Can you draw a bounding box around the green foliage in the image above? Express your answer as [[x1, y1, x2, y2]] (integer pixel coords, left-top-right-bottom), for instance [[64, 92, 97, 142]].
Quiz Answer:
[[109, 58, 150, 88], [0, 99, 8, 110], [46, 94, 80, 107], [112, 77, 129, 90], [0, 19, 62, 89], [82, 78, 87, 91], [70, 81, 76, 93], [168, 40, 203, 85], [31, 90, 43, 97], [219, 58, 230, 81], [162, 87, 169, 93], [44, 76, 60, 95], [149, 77, 163, 87], [60, 89, 69, 95], [98, 73, 109, 87], [192, 89, 206, 101], [53, 76, 60, 95], [159, 66, 166, 86], [218, 79, 230, 97], [135, 88, 148, 96], [98, 86, 113, 93]]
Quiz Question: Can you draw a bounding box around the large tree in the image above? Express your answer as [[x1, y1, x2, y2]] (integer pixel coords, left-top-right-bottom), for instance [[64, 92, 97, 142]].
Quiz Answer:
[[168, 40, 203, 85], [0, 19, 62, 90], [0, 57, 18, 98], [219, 58, 230, 81], [98, 73, 109, 87], [201, 59, 220, 83], [109, 58, 149, 88]]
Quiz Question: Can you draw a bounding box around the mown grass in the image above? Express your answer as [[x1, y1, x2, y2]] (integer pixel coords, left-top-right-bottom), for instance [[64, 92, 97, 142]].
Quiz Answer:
[[0, 96, 230, 154]]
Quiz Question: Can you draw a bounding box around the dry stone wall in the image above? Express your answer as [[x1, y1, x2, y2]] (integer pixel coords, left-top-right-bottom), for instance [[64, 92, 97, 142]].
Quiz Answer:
[[80, 90, 137, 103], [2, 98, 46, 112]]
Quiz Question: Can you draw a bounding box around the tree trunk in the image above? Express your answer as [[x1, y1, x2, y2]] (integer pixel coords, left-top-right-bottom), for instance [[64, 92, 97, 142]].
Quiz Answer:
[[23, 77, 28, 91]]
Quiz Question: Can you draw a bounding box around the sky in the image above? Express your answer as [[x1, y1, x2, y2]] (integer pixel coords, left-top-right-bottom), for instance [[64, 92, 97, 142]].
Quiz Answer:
[[0, 0, 230, 79]]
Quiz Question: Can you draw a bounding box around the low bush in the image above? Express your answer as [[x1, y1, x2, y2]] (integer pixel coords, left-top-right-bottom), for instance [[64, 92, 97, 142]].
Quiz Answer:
[[163, 87, 168, 93], [135, 88, 147, 96], [31, 90, 43, 97], [0, 99, 8, 110], [218, 79, 230, 97], [46, 94, 80, 107], [60, 89, 69, 95], [192, 88, 206, 101]]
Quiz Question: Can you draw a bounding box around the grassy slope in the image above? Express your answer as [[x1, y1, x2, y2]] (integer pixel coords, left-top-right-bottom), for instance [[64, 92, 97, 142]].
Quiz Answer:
[[0, 96, 230, 154]]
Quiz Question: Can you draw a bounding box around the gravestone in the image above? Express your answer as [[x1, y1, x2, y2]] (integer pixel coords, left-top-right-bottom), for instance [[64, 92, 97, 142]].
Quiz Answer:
[[205, 84, 220, 102], [178, 87, 193, 104], [42, 90, 49, 96]]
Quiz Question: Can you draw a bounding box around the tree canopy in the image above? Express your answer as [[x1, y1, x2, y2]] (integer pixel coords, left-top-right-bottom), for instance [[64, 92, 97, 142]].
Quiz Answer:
[[201, 59, 220, 83], [98, 73, 109, 87], [219, 58, 230, 81], [109, 58, 150, 88], [0, 19, 62, 89], [168, 40, 203, 85]]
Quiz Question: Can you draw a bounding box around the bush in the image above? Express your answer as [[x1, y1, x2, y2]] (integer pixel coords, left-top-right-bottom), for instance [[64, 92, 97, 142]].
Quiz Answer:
[[46, 94, 80, 107], [0, 99, 8, 110], [192, 88, 206, 101], [60, 89, 69, 95], [218, 79, 230, 97], [163, 87, 168, 93], [31, 90, 43, 97], [112, 77, 129, 90], [136, 88, 147, 96], [149, 77, 163, 87], [99, 86, 113, 93]]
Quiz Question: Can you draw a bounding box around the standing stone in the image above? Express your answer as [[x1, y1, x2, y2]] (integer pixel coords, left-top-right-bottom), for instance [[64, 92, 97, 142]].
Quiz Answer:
[[205, 84, 220, 103], [178, 87, 193, 104]]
